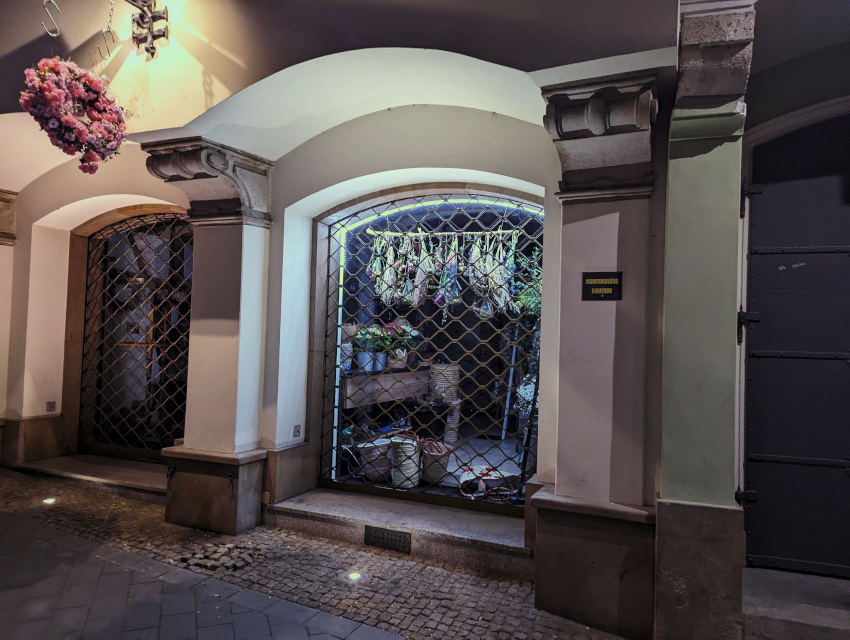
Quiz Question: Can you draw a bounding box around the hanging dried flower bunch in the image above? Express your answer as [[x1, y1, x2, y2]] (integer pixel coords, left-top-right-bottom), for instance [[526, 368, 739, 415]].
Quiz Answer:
[[365, 230, 521, 314], [19, 57, 127, 174]]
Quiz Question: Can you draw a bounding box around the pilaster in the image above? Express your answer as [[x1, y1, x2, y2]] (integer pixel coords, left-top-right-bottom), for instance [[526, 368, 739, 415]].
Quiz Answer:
[[142, 136, 273, 533], [534, 70, 659, 639], [656, 3, 755, 638]]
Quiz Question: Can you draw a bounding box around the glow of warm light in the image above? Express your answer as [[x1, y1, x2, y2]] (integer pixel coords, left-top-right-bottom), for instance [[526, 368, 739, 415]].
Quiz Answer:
[[42, 498, 56, 504]]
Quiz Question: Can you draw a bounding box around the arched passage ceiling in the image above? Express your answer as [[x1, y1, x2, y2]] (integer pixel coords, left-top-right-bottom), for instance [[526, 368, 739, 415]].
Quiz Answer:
[[0, 0, 679, 121], [177, 48, 548, 161]]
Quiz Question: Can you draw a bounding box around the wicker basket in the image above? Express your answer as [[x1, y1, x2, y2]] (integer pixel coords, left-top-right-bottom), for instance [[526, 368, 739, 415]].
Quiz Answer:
[[356, 438, 391, 481], [421, 439, 454, 484], [443, 400, 461, 444], [430, 363, 460, 402], [389, 436, 421, 488]]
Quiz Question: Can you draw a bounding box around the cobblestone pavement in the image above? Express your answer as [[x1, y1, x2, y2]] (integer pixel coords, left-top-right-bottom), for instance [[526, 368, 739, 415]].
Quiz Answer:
[[0, 469, 621, 640], [0, 511, 399, 640]]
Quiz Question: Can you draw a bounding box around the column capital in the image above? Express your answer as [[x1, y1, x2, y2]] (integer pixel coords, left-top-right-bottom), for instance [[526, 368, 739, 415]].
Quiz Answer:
[[541, 72, 658, 203], [0, 189, 17, 246], [678, 0, 756, 107], [141, 136, 274, 228]]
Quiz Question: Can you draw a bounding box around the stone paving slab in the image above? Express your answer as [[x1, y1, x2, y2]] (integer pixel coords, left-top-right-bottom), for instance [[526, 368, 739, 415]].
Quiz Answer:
[[0, 511, 401, 640]]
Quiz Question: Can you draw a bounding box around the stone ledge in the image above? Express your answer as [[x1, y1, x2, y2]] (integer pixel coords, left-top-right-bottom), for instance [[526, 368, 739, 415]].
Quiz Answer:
[[530, 484, 655, 524], [162, 445, 268, 465]]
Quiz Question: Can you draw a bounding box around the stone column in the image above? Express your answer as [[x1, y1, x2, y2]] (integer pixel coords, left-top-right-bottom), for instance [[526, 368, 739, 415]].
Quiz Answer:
[[531, 72, 659, 639], [656, 2, 755, 638], [142, 137, 273, 534]]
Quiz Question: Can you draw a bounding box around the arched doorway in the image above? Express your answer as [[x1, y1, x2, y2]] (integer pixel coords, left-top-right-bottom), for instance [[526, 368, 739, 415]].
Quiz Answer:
[[320, 192, 544, 509], [78, 213, 193, 461]]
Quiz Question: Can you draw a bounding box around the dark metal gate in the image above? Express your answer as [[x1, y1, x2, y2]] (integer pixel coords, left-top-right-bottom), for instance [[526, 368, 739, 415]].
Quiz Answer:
[[319, 193, 543, 510], [79, 214, 193, 461], [743, 115, 850, 577]]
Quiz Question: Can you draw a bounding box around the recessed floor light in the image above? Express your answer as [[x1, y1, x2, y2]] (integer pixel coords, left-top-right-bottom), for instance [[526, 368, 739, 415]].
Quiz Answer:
[[346, 571, 363, 581], [42, 498, 56, 504]]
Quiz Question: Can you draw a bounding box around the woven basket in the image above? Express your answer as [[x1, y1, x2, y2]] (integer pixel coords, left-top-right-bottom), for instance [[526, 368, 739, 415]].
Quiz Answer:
[[421, 439, 454, 485], [443, 400, 461, 444], [390, 436, 421, 488], [430, 363, 460, 402], [356, 438, 391, 481]]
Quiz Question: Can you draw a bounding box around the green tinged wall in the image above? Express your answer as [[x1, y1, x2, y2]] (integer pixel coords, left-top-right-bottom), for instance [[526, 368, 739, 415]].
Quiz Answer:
[[660, 102, 745, 507]]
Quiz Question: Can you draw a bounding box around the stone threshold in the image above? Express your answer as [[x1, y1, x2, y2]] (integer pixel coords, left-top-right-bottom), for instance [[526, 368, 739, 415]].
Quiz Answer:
[[265, 488, 532, 580], [14, 453, 168, 496], [743, 567, 850, 639]]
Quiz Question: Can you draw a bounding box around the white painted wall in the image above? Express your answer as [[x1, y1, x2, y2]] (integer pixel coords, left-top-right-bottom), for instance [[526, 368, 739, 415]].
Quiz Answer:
[[5, 146, 186, 420], [0, 245, 13, 419]]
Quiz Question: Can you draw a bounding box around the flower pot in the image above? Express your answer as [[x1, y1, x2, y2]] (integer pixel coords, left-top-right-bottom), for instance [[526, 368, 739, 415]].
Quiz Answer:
[[356, 351, 387, 373]]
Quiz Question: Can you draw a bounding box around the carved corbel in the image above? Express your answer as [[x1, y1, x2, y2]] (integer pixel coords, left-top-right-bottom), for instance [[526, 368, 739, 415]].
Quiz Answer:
[[678, 0, 756, 107], [142, 137, 273, 228], [0, 189, 17, 246], [542, 73, 658, 202]]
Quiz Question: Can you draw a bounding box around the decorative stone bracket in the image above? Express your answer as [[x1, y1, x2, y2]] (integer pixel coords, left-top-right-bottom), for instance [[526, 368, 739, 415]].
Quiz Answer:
[[0, 189, 16, 245], [678, 0, 756, 106], [542, 73, 658, 202], [142, 136, 274, 227]]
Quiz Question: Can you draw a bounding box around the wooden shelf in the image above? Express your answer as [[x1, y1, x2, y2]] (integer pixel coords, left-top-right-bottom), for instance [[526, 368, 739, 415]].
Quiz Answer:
[[341, 367, 430, 409]]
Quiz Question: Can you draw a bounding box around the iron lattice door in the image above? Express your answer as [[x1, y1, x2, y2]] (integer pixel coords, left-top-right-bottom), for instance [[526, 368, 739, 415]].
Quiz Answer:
[[320, 193, 543, 511], [79, 214, 193, 461], [744, 115, 850, 577]]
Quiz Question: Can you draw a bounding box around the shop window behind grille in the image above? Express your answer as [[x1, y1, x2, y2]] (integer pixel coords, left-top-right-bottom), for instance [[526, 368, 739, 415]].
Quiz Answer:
[[79, 214, 192, 460], [320, 194, 543, 508]]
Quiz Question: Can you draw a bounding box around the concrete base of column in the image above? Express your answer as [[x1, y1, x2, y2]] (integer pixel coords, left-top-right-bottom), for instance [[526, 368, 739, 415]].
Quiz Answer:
[[162, 446, 267, 535], [264, 441, 319, 505], [523, 474, 544, 552], [531, 485, 655, 639], [655, 500, 744, 640], [1, 416, 69, 466]]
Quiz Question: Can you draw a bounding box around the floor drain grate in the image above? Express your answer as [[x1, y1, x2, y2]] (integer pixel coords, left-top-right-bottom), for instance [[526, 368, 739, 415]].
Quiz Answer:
[[364, 525, 411, 553]]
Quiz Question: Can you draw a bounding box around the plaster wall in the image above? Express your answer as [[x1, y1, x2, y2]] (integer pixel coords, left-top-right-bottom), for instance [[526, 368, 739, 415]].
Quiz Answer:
[[0, 245, 13, 419], [746, 43, 850, 129], [556, 199, 649, 506], [661, 133, 742, 507], [183, 224, 267, 454], [5, 146, 186, 420]]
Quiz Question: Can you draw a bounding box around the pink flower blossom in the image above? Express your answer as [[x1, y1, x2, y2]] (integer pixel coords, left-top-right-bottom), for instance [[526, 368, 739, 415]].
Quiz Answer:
[[19, 58, 126, 175]]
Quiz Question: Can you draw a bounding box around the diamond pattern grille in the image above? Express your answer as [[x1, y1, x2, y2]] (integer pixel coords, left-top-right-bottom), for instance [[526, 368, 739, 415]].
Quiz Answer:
[[79, 214, 193, 458], [321, 193, 542, 506]]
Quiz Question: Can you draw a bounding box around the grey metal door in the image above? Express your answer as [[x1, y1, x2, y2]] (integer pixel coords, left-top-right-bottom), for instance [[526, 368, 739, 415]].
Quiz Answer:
[[743, 115, 850, 577]]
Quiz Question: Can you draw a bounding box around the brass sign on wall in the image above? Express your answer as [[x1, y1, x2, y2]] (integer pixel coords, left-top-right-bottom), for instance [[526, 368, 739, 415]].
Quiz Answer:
[[581, 271, 622, 301]]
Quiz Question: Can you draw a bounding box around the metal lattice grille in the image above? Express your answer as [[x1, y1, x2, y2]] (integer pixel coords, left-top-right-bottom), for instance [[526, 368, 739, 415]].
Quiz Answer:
[[320, 193, 543, 507], [79, 214, 193, 459]]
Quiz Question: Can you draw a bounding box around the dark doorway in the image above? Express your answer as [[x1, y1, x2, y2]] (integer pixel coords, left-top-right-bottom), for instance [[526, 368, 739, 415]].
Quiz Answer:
[[79, 214, 193, 461], [744, 114, 850, 578]]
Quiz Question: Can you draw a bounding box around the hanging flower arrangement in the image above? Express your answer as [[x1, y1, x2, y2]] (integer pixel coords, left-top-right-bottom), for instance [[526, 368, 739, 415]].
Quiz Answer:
[[19, 57, 127, 174], [365, 229, 521, 315]]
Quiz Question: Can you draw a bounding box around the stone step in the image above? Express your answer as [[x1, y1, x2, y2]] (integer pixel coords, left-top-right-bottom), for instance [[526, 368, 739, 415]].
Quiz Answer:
[[265, 489, 532, 580], [14, 454, 167, 496]]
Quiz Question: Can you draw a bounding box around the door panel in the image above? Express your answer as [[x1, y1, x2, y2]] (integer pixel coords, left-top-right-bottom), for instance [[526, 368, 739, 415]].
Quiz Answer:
[[745, 114, 850, 578]]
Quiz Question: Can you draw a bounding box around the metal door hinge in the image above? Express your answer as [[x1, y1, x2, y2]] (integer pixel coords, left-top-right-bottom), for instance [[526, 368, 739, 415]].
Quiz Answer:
[[741, 182, 763, 218], [737, 308, 760, 344], [735, 488, 757, 504]]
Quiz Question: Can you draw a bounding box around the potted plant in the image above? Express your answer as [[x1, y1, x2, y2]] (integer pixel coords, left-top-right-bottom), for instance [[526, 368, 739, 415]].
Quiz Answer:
[[353, 324, 394, 372], [385, 322, 419, 369]]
